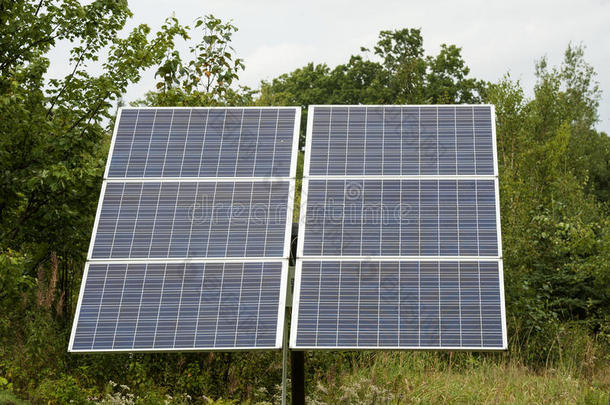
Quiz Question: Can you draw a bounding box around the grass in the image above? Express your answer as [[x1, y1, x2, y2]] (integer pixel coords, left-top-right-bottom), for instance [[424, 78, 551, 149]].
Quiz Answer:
[[307, 352, 610, 404], [0, 390, 29, 405]]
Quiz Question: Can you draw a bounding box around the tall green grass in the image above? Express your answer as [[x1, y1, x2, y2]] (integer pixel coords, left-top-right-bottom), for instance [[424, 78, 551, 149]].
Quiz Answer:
[[307, 352, 609, 404]]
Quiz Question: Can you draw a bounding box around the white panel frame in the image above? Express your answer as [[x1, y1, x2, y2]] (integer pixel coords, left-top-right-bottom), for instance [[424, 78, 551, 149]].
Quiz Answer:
[[72, 106, 302, 353], [292, 104, 507, 350], [491, 105, 508, 349], [289, 107, 302, 179]]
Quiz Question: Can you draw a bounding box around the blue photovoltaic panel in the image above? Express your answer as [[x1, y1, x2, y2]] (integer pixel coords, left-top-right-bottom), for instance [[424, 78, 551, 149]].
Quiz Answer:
[[71, 106, 299, 352], [308, 105, 494, 176], [294, 260, 503, 349], [71, 262, 283, 351], [302, 179, 498, 257], [90, 181, 290, 259], [292, 104, 505, 350], [107, 108, 297, 178]]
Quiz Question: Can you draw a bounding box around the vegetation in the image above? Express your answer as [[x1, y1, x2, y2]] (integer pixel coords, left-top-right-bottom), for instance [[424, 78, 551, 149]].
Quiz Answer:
[[0, 1, 608, 403]]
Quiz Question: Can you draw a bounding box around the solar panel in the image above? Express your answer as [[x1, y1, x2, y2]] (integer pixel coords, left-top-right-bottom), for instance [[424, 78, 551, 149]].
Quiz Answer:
[[308, 106, 494, 176], [107, 108, 297, 178], [90, 180, 291, 259], [70, 107, 300, 352], [293, 260, 503, 349], [292, 105, 506, 350], [301, 179, 498, 257], [72, 261, 286, 351]]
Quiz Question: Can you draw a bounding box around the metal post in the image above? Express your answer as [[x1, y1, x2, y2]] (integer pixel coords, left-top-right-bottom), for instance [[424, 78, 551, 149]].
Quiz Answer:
[[291, 350, 305, 405], [281, 310, 289, 405], [286, 222, 305, 404]]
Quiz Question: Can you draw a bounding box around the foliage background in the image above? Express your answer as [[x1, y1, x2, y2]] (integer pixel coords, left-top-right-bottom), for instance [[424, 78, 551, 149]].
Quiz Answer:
[[0, 1, 608, 403]]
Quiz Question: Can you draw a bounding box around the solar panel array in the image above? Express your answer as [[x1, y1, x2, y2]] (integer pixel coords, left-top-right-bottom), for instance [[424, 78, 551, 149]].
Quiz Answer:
[[70, 107, 300, 352], [292, 105, 506, 349]]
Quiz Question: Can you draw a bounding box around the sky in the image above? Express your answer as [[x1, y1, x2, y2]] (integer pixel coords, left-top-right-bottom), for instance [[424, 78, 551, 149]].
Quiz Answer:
[[53, 0, 610, 133]]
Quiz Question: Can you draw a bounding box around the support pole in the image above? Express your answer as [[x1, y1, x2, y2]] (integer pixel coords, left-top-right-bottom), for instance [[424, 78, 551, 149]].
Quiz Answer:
[[281, 311, 289, 405], [286, 222, 305, 404], [291, 350, 305, 405]]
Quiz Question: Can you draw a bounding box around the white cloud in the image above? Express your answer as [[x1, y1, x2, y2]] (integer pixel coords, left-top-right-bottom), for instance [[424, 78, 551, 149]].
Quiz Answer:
[[240, 43, 319, 87]]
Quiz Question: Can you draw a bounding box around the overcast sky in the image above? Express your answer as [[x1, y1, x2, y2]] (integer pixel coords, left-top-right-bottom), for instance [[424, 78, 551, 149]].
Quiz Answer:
[[64, 0, 610, 132]]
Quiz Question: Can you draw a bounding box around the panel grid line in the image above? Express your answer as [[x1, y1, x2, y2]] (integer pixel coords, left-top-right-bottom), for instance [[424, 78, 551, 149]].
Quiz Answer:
[[132, 263, 148, 350], [478, 262, 484, 345], [262, 183, 272, 256], [253, 264, 264, 346], [223, 182, 238, 256], [437, 262, 441, 346], [472, 107, 478, 175], [178, 109, 193, 177], [165, 183, 182, 257], [172, 264, 188, 348], [212, 263, 226, 347], [128, 183, 146, 258], [91, 265, 110, 349], [232, 264, 246, 347], [335, 262, 342, 346], [215, 110, 228, 177], [242, 182, 255, 257], [151, 264, 168, 348], [196, 110, 210, 178], [376, 262, 381, 346], [124, 110, 141, 177], [185, 183, 200, 257], [418, 262, 421, 346], [108, 183, 127, 259], [356, 262, 361, 346], [142, 110, 157, 177], [111, 264, 129, 349], [233, 109, 246, 177], [192, 263, 207, 347], [159, 109, 176, 177], [146, 184, 163, 258]]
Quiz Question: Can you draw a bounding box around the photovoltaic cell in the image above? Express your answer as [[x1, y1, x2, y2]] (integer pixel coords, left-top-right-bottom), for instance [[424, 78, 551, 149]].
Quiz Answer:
[[294, 260, 503, 349], [302, 179, 498, 257], [308, 106, 494, 176], [108, 108, 297, 178], [70, 107, 299, 352], [292, 104, 505, 350], [91, 181, 290, 259], [71, 262, 283, 351]]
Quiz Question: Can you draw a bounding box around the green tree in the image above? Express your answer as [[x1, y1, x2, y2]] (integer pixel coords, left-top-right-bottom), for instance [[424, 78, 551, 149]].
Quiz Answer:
[[486, 44, 609, 364], [0, 1, 188, 255], [137, 15, 254, 107], [258, 28, 484, 146], [0, 0, 189, 391]]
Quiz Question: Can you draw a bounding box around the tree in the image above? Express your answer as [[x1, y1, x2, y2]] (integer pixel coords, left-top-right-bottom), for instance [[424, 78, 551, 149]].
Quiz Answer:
[[0, 0, 189, 321], [486, 45, 609, 363], [136, 15, 254, 107], [258, 28, 484, 146]]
